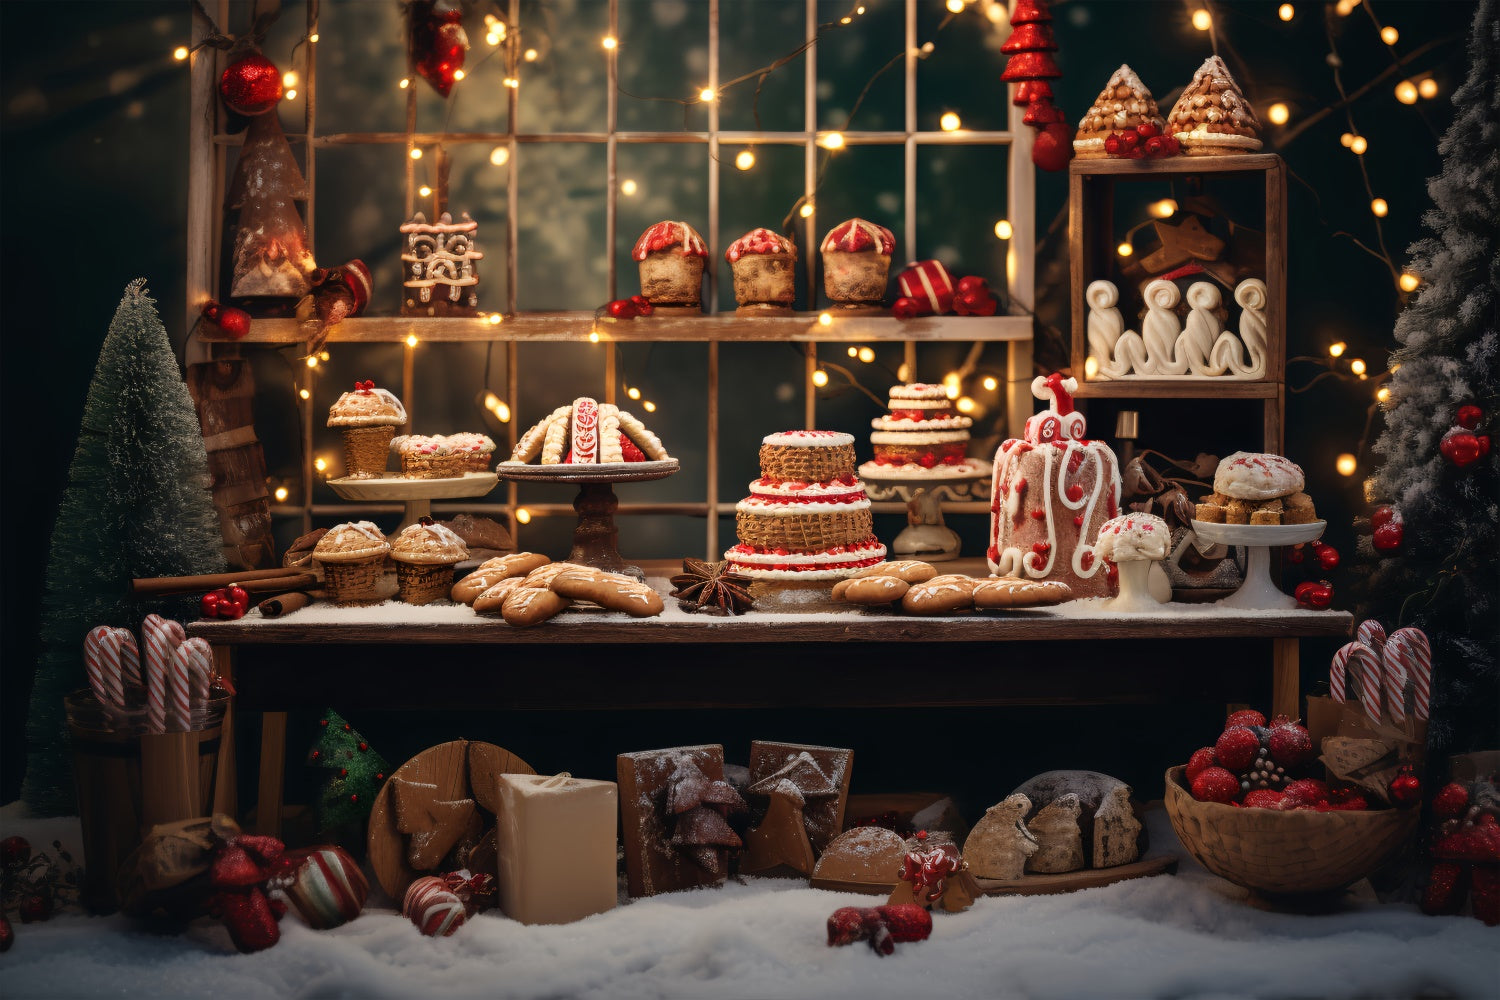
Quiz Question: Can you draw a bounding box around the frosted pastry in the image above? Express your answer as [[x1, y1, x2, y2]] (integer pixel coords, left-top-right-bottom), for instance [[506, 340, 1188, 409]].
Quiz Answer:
[[328, 380, 406, 478], [1195, 452, 1314, 526], [390, 517, 469, 605], [1094, 513, 1170, 563], [1074, 64, 1165, 158], [635, 221, 708, 308], [821, 219, 895, 307], [726, 228, 798, 313], [312, 521, 391, 606], [504, 399, 669, 465], [1166, 55, 1262, 156], [392, 434, 465, 479]]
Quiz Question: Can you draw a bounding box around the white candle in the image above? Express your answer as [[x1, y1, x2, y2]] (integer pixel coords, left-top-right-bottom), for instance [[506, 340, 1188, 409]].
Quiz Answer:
[[495, 773, 617, 925]]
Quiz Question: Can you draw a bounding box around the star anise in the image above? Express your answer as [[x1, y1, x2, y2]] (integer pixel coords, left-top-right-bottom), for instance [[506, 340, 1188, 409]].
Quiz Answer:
[[669, 558, 754, 615]]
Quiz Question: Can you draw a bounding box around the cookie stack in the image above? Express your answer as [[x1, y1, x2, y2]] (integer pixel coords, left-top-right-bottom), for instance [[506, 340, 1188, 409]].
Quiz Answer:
[[1194, 452, 1316, 525]]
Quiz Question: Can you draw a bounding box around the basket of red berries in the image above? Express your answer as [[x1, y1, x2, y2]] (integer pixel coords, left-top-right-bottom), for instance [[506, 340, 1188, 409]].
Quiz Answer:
[[1164, 709, 1420, 895]]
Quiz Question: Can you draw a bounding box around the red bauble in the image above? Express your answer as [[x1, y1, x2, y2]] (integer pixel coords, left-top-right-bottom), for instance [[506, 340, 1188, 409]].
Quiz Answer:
[[226, 584, 250, 610], [1286, 545, 1305, 565], [1317, 545, 1341, 570], [201, 592, 222, 618], [956, 276, 989, 296], [1456, 404, 1483, 430], [219, 52, 283, 116], [17, 892, 51, 924], [891, 296, 924, 321], [606, 299, 639, 319], [1294, 579, 1333, 609], [1001, 22, 1058, 53], [1000, 50, 1063, 82], [1372, 520, 1404, 551], [1440, 428, 1491, 468], [0, 836, 30, 868], [954, 289, 998, 317], [1387, 764, 1421, 807], [1031, 121, 1073, 172], [411, 1, 469, 98], [1371, 504, 1396, 529], [629, 294, 654, 316], [1009, 0, 1053, 25]]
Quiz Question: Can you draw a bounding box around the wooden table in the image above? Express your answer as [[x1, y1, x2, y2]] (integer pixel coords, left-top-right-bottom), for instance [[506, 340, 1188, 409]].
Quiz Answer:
[[187, 559, 1352, 836]]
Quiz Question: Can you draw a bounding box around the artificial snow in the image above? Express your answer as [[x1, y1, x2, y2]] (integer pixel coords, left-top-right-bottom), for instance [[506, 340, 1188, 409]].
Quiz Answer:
[[1, 806, 1494, 1000]]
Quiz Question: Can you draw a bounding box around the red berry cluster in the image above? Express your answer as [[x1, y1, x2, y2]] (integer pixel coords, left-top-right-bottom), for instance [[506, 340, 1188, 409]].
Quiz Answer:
[[1183, 709, 1371, 811], [893, 276, 997, 320], [1286, 538, 1340, 571], [1103, 121, 1181, 159], [604, 295, 655, 320], [201, 300, 252, 340], [201, 583, 251, 620]]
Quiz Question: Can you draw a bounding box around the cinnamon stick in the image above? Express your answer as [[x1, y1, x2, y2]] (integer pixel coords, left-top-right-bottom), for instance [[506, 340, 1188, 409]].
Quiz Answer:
[[257, 591, 314, 618], [131, 570, 318, 598]]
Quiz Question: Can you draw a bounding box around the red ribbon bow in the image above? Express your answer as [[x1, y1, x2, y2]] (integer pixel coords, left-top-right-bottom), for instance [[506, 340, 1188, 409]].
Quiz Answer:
[[898, 846, 961, 902]]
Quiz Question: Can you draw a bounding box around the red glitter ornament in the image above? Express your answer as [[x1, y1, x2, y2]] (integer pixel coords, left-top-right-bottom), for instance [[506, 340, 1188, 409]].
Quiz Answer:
[[410, 0, 469, 98], [606, 298, 640, 319], [1387, 764, 1421, 807], [1031, 120, 1073, 172], [1456, 404, 1483, 430], [220, 50, 282, 116], [1440, 427, 1490, 468], [892, 296, 924, 321]]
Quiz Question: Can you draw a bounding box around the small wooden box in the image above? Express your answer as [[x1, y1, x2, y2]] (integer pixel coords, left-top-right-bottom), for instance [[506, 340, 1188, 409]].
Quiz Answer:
[[495, 773, 617, 925]]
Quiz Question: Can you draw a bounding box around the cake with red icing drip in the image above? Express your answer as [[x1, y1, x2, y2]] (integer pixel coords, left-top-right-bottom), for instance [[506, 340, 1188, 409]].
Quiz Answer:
[[820, 219, 895, 308], [634, 221, 709, 308], [858, 383, 986, 479], [726, 431, 887, 581], [726, 228, 797, 314], [987, 374, 1121, 599]]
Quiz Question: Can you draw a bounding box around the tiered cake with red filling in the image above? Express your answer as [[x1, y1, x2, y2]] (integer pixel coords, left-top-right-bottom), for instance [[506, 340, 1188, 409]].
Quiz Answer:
[[858, 382, 984, 478], [725, 431, 887, 581], [987, 374, 1121, 600]]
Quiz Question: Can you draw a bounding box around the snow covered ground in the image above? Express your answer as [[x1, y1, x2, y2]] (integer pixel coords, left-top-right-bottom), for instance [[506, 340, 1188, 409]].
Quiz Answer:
[[2, 806, 1496, 1000]]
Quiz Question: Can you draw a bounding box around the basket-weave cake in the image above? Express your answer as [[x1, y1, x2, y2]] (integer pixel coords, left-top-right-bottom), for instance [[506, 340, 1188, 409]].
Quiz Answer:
[[313, 521, 391, 606], [390, 519, 469, 605], [858, 382, 983, 478], [726, 431, 886, 582]]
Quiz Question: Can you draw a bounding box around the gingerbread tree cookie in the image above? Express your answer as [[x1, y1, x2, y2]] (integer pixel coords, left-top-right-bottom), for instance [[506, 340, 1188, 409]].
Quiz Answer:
[[1074, 64, 1164, 158], [747, 742, 853, 856], [1166, 55, 1262, 156], [741, 780, 816, 877]]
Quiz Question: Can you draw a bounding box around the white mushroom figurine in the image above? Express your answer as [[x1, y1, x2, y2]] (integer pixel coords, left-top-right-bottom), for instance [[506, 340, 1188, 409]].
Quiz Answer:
[[1095, 512, 1173, 612]]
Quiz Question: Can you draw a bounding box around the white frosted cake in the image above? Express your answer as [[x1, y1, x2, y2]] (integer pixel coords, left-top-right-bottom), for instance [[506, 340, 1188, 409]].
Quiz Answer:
[[858, 383, 985, 479]]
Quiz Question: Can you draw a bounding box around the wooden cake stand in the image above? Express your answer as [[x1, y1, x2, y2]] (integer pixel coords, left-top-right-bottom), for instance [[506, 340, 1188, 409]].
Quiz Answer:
[[859, 462, 992, 562], [495, 460, 680, 581], [326, 472, 499, 532], [1191, 519, 1327, 611]]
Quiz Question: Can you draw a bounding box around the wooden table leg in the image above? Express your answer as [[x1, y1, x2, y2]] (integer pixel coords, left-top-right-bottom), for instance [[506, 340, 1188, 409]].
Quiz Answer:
[[1272, 637, 1299, 721], [210, 645, 238, 819], [254, 712, 288, 838]]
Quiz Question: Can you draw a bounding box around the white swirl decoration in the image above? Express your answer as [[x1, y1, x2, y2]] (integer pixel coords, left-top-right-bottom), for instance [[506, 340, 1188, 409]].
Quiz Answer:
[[1083, 275, 1270, 380], [1141, 279, 1186, 375], [1179, 281, 1225, 376]]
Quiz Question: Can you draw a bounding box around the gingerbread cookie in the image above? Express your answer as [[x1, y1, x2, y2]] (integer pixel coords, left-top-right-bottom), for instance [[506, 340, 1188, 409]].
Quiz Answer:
[[835, 575, 911, 605], [850, 560, 937, 584], [471, 577, 527, 614], [518, 562, 588, 590], [501, 586, 572, 627], [899, 575, 977, 615], [551, 568, 665, 617], [971, 577, 1072, 609]]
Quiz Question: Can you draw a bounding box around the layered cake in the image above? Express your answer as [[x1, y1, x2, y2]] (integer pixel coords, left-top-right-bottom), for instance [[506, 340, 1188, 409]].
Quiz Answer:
[[987, 374, 1121, 599], [1073, 64, 1164, 158], [858, 383, 985, 478], [725, 431, 886, 582], [504, 397, 670, 465], [1166, 56, 1262, 156]]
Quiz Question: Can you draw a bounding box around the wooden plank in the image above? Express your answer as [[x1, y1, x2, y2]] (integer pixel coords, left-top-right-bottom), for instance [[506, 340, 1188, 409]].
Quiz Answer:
[[188, 360, 276, 568], [1075, 379, 1280, 399], [204, 313, 1035, 346], [1272, 636, 1300, 721], [1069, 153, 1282, 177], [1069, 168, 1086, 380], [212, 129, 1020, 148], [211, 644, 237, 818], [975, 854, 1177, 896], [254, 711, 288, 838]]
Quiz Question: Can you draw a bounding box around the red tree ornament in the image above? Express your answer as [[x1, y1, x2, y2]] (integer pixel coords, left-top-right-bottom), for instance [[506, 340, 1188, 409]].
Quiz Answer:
[[1440, 427, 1491, 468], [219, 50, 282, 117], [1009, 0, 1053, 24], [1012, 80, 1053, 107], [1456, 404, 1483, 429], [1031, 120, 1074, 172], [410, 0, 469, 98], [1001, 22, 1058, 54]]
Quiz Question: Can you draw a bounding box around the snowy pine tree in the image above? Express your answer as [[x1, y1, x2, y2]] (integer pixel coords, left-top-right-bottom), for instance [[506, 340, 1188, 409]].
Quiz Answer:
[[1367, 0, 1499, 757], [24, 280, 226, 813]]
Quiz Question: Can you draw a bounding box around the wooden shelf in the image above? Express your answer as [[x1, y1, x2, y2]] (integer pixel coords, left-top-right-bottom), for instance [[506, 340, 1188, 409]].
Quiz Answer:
[[1069, 153, 1282, 177], [202, 312, 1034, 346], [1075, 379, 1281, 400]]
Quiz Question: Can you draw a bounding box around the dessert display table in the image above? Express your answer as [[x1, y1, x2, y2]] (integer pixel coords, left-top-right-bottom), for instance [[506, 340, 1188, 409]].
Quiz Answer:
[[1191, 519, 1327, 611], [858, 463, 992, 561], [185, 559, 1351, 837]]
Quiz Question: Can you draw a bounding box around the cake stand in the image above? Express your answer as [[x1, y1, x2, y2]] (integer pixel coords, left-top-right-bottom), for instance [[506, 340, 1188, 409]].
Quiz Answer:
[[1190, 519, 1327, 611], [495, 460, 680, 581], [859, 461, 992, 562], [326, 472, 499, 532]]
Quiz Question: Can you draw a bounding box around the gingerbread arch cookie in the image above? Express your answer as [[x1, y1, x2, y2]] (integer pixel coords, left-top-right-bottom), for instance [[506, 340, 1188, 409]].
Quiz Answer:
[[503, 397, 670, 465]]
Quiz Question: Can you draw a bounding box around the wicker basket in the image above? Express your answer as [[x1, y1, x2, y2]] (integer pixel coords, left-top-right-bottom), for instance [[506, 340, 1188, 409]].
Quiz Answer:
[[400, 451, 466, 479], [758, 443, 856, 484], [1163, 765, 1419, 895], [342, 426, 395, 478], [395, 561, 457, 605], [736, 508, 872, 552], [320, 556, 387, 606]]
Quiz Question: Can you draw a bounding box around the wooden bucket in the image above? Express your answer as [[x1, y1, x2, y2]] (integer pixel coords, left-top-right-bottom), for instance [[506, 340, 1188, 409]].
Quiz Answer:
[[66, 691, 226, 912]]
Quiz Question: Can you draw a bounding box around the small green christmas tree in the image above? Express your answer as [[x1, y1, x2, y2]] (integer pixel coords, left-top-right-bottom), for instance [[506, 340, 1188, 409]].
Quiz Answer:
[[308, 710, 390, 831], [24, 280, 226, 814]]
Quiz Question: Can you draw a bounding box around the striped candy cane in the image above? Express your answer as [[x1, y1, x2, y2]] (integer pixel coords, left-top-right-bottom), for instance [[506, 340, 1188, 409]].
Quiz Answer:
[[182, 638, 214, 725], [1386, 627, 1432, 722], [1348, 644, 1384, 725], [1384, 655, 1409, 728], [1355, 619, 1387, 653], [82, 626, 116, 707], [1329, 641, 1360, 703], [145, 649, 167, 734], [115, 627, 142, 688], [168, 645, 193, 732]]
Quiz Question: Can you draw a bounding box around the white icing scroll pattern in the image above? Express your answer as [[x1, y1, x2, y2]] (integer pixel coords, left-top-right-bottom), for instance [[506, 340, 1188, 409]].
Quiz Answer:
[[1085, 278, 1269, 379], [1179, 282, 1225, 376]]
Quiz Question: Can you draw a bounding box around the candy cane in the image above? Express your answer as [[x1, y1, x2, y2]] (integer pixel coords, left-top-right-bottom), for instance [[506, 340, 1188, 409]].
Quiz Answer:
[[1355, 619, 1386, 654], [1329, 641, 1359, 703], [142, 615, 183, 734], [182, 638, 214, 721], [1383, 655, 1409, 728], [145, 649, 167, 734], [168, 645, 193, 732], [1348, 644, 1384, 725], [116, 627, 141, 688], [82, 626, 117, 707], [1386, 627, 1432, 722]]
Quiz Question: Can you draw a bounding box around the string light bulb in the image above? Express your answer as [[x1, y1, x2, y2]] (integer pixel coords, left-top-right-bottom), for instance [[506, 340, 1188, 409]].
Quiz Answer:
[[1117, 242, 1134, 257], [986, 2, 1007, 23], [488, 312, 503, 325], [699, 88, 716, 102], [490, 146, 510, 166], [897, 363, 910, 382], [1084, 356, 1100, 378], [993, 219, 1013, 239], [1340, 132, 1355, 147], [1336, 453, 1358, 476], [486, 30, 501, 46], [399, 78, 410, 89], [1191, 8, 1212, 31], [620, 179, 638, 196], [484, 392, 502, 411], [309, 33, 318, 43], [943, 373, 961, 399], [515, 507, 532, 524], [405, 333, 419, 348], [921, 41, 935, 54], [940, 112, 962, 131], [1350, 135, 1368, 155], [1278, 3, 1295, 20], [418, 185, 432, 197], [503, 77, 519, 89], [1371, 198, 1389, 217], [314, 457, 329, 473], [319, 351, 330, 362], [946, 0, 966, 12], [1149, 199, 1178, 219], [589, 330, 601, 343], [1399, 272, 1420, 292], [982, 375, 998, 391], [811, 369, 829, 387], [173, 45, 189, 61], [817, 312, 833, 326], [1328, 341, 1347, 358], [452, 69, 466, 81], [1376, 386, 1392, 403], [857, 347, 875, 363], [410, 148, 423, 160], [522, 50, 537, 63], [643, 401, 657, 412], [284, 89, 297, 101], [1395, 80, 1418, 104], [627, 386, 641, 400], [306, 355, 319, 368], [799, 202, 815, 218], [1381, 26, 1399, 44], [1418, 78, 1438, 99], [1267, 103, 1289, 125], [274, 486, 289, 502], [1350, 358, 1367, 376], [847, 346, 859, 358], [735, 150, 755, 170], [283, 71, 298, 88], [956, 396, 977, 414], [820, 131, 845, 150], [298, 388, 311, 400], [495, 401, 511, 422]]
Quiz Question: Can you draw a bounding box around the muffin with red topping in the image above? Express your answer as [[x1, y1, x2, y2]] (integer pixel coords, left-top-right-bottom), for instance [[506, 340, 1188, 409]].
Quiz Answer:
[[634, 221, 709, 309], [327, 380, 406, 478], [445, 432, 496, 473], [392, 434, 465, 479], [820, 218, 895, 309], [726, 228, 798, 314]]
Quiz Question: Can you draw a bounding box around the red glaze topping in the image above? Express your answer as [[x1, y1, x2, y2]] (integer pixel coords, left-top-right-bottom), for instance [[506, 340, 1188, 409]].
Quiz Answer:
[[821, 218, 896, 255], [633, 221, 708, 261], [725, 228, 795, 263]]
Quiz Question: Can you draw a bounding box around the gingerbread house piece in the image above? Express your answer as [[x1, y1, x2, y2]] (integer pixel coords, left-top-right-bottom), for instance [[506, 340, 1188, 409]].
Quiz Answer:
[[618, 745, 748, 897], [1166, 56, 1262, 156], [740, 780, 817, 877], [1074, 64, 1164, 159], [401, 211, 483, 316], [747, 741, 853, 856]]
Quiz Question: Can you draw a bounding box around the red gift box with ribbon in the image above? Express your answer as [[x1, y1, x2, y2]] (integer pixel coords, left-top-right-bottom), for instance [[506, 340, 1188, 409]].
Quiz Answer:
[[896, 260, 955, 315]]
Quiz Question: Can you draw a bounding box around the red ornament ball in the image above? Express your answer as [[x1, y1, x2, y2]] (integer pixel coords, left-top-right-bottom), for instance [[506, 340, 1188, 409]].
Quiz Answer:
[[1372, 520, 1404, 552], [1316, 545, 1341, 571], [404, 876, 467, 937], [0, 836, 30, 868], [282, 846, 369, 930], [201, 592, 222, 618], [1191, 766, 1240, 804], [219, 51, 283, 116], [1031, 121, 1073, 173], [18, 892, 51, 924], [1294, 579, 1334, 609], [606, 298, 639, 320], [1456, 404, 1483, 430], [1387, 765, 1422, 808], [892, 296, 924, 321], [1440, 428, 1490, 468]]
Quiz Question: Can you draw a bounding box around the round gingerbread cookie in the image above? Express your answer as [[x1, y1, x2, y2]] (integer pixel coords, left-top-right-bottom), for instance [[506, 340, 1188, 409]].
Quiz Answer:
[[900, 575, 977, 615], [838, 575, 911, 605], [972, 577, 1072, 609], [851, 559, 937, 584]]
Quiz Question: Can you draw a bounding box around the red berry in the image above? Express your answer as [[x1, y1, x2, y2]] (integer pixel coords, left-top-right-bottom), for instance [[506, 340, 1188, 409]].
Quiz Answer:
[[225, 584, 250, 610], [1373, 521, 1404, 551], [1317, 546, 1341, 570], [1142, 135, 1164, 157], [1432, 782, 1470, 819], [1293, 580, 1334, 609], [1225, 709, 1266, 730], [217, 306, 252, 340], [1456, 404, 1483, 430], [1119, 130, 1140, 149], [0, 836, 30, 868], [0, 913, 11, 952], [1267, 722, 1313, 769], [1241, 789, 1286, 809], [1104, 134, 1122, 154], [201, 592, 222, 618], [1186, 747, 1217, 782], [955, 276, 989, 296], [1282, 778, 1331, 809], [1214, 726, 1261, 773], [606, 298, 639, 319], [1136, 121, 1160, 140], [219, 601, 245, 620], [1161, 135, 1182, 154], [892, 296, 923, 321], [1326, 787, 1369, 811], [629, 295, 654, 317], [1191, 766, 1241, 804], [1387, 766, 1422, 807], [18, 892, 51, 924]]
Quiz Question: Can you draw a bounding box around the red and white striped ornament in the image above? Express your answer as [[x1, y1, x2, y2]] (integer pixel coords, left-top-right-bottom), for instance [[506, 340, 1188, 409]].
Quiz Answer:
[[1348, 644, 1383, 725], [1385, 627, 1432, 722], [403, 876, 467, 937], [896, 260, 956, 315], [282, 846, 369, 930]]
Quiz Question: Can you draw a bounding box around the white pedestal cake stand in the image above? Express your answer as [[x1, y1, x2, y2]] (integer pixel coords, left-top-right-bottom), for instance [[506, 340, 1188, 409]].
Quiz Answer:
[[494, 460, 680, 581], [1190, 519, 1327, 611], [859, 461, 992, 562], [326, 472, 500, 532]]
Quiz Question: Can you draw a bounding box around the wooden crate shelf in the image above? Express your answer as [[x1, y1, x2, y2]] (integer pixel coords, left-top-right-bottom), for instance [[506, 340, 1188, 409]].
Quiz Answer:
[[1074, 379, 1280, 400]]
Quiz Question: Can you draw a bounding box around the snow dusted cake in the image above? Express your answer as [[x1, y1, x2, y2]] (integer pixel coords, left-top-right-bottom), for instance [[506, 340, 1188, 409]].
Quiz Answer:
[[725, 431, 886, 582], [987, 374, 1121, 600], [858, 383, 985, 478]]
